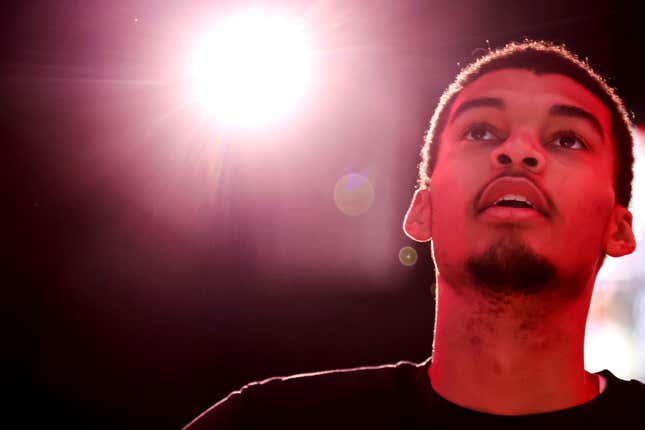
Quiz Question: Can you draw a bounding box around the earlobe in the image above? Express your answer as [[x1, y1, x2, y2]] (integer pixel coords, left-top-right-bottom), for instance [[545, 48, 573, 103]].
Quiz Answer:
[[403, 188, 433, 243], [605, 206, 637, 257]]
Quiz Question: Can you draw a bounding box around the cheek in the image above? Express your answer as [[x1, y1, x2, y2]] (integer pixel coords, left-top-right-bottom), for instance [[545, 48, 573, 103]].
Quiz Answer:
[[429, 170, 480, 255], [576, 196, 614, 234], [570, 166, 615, 217], [556, 181, 615, 256], [431, 166, 473, 223], [549, 152, 616, 227]]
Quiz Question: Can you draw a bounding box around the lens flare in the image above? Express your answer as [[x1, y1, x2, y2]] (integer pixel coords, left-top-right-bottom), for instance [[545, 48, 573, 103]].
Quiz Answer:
[[333, 173, 375, 216], [398, 246, 418, 266]]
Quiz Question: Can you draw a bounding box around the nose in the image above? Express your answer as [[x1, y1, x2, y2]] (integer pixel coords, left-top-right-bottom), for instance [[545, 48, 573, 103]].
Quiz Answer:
[[490, 133, 545, 174]]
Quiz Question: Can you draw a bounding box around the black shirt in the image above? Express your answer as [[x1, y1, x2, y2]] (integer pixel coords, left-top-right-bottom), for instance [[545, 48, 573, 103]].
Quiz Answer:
[[184, 357, 645, 429]]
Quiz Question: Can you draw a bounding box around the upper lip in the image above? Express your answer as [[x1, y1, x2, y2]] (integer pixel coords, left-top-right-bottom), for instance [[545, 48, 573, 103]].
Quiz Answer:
[[476, 176, 551, 216]]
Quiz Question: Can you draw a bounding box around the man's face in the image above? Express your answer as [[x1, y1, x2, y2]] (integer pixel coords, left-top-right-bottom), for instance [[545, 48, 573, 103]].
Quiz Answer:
[[426, 68, 626, 292]]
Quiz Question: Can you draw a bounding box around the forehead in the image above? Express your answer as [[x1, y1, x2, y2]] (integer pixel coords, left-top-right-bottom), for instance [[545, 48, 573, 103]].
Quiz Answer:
[[449, 68, 612, 133]]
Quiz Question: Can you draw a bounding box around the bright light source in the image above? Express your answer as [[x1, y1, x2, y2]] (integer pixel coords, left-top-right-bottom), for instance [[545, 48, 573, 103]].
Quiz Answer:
[[188, 10, 312, 127]]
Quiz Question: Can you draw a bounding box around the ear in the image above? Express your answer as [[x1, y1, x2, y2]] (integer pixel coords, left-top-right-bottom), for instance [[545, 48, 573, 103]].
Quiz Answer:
[[605, 205, 636, 257], [403, 188, 433, 242]]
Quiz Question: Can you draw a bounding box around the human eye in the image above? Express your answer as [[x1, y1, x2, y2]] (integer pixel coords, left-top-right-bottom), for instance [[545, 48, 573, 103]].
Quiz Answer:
[[548, 131, 587, 150], [462, 123, 500, 142]]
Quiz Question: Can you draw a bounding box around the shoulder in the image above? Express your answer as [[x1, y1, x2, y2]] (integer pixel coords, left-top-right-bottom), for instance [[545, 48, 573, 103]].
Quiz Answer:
[[183, 359, 426, 429], [600, 369, 645, 392], [596, 369, 645, 413]]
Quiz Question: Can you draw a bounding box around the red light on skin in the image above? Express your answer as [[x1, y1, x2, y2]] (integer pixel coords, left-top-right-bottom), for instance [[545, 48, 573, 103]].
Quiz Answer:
[[478, 205, 547, 223]]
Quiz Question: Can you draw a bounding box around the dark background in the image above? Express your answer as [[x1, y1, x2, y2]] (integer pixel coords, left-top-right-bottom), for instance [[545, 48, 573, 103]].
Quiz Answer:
[[4, 1, 644, 428]]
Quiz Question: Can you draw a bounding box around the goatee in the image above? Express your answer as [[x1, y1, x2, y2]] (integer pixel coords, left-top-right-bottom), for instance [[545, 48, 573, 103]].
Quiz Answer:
[[465, 239, 557, 295]]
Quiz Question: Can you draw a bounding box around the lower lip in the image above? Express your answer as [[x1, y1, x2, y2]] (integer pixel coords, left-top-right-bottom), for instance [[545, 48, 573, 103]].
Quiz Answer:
[[478, 206, 546, 222]]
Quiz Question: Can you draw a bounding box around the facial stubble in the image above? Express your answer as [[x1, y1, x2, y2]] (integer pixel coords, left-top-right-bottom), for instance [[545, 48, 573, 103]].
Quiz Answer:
[[465, 237, 557, 296]]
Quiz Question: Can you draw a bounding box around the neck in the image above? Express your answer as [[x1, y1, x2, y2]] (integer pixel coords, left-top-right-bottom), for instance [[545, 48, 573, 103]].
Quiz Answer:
[[429, 273, 599, 415]]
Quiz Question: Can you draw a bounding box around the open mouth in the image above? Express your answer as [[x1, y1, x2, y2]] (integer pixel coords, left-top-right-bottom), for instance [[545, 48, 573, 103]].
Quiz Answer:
[[476, 177, 550, 217], [492, 194, 535, 209]]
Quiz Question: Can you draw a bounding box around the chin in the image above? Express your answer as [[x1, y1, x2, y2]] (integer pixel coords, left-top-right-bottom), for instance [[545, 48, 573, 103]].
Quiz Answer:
[[464, 238, 557, 296]]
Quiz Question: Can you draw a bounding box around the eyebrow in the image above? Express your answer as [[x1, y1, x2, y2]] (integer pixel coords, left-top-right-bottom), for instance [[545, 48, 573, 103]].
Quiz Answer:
[[548, 104, 604, 138], [450, 97, 505, 124], [450, 98, 604, 138]]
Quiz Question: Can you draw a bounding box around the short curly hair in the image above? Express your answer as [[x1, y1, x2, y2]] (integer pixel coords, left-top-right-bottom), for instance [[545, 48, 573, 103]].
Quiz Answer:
[[418, 40, 634, 208]]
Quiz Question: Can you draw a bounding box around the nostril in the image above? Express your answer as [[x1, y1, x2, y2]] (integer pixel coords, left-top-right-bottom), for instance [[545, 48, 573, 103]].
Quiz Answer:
[[523, 157, 538, 168], [497, 154, 512, 165]]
